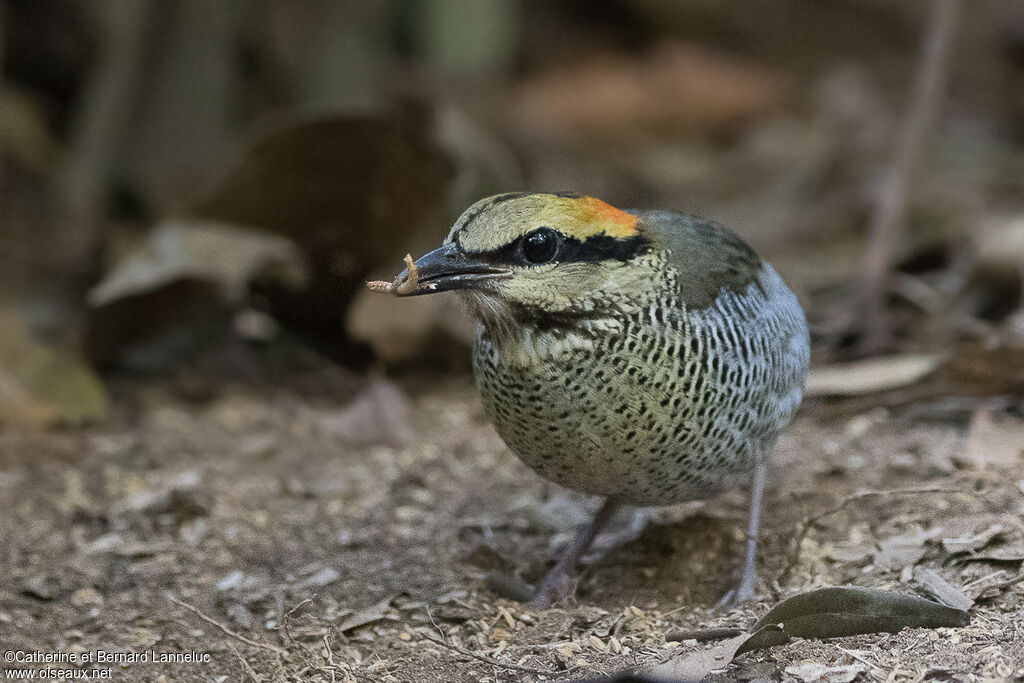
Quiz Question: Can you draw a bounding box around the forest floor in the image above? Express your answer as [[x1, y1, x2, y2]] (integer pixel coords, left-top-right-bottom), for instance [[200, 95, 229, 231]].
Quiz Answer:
[[2, 353, 1022, 682]]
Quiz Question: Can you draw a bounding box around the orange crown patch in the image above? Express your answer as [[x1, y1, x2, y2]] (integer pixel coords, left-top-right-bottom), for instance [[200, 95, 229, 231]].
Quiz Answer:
[[540, 195, 639, 240]]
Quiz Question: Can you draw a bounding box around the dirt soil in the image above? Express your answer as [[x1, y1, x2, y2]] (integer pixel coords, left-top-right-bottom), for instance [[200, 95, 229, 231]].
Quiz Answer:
[[1, 358, 1023, 682]]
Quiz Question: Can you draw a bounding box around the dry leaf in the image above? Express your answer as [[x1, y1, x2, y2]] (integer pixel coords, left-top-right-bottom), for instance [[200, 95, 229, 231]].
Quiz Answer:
[[785, 662, 866, 683], [644, 634, 748, 680], [805, 354, 942, 397], [89, 219, 306, 308], [954, 543, 1024, 564], [941, 523, 1007, 555], [83, 219, 308, 367], [0, 312, 108, 427], [738, 586, 969, 657], [336, 596, 397, 633], [873, 528, 931, 571], [912, 567, 974, 611]]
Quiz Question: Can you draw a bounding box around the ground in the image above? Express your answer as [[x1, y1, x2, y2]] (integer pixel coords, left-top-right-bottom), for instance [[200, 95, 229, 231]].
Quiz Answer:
[[1, 357, 1022, 682]]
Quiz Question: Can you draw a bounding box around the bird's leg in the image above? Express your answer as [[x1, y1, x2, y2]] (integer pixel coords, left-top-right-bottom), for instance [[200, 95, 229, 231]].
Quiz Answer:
[[719, 458, 768, 606], [533, 498, 620, 609]]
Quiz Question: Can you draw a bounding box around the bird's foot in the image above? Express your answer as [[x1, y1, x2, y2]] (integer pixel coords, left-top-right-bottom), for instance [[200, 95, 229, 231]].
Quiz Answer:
[[715, 581, 755, 609], [715, 567, 757, 609], [531, 564, 579, 609]]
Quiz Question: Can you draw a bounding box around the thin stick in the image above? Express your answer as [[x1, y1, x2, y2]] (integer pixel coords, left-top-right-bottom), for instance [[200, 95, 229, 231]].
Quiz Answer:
[[859, 0, 960, 351], [281, 596, 314, 649], [836, 645, 886, 681], [420, 632, 558, 676], [228, 642, 263, 682], [962, 569, 1005, 589], [167, 595, 287, 655]]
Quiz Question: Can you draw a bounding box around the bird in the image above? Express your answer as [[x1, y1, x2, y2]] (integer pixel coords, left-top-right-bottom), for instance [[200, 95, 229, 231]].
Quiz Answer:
[[371, 192, 810, 608]]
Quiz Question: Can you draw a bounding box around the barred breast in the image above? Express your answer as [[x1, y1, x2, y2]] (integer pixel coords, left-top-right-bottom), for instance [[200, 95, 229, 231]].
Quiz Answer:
[[472, 263, 809, 506]]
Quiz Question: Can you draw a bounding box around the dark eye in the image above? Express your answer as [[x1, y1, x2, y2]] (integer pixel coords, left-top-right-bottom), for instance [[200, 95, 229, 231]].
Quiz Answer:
[[521, 227, 560, 265]]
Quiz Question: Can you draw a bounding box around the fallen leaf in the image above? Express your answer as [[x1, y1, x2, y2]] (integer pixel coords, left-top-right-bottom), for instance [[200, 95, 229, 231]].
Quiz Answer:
[[644, 633, 748, 680], [0, 312, 108, 427], [21, 575, 60, 601], [941, 523, 1007, 555], [336, 596, 397, 633], [804, 354, 942, 397], [84, 219, 307, 367], [297, 567, 340, 589], [912, 567, 974, 611], [88, 219, 306, 307], [971, 572, 1024, 601], [953, 545, 1024, 564], [112, 469, 206, 517], [873, 529, 930, 571], [748, 586, 969, 640], [785, 662, 866, 683]]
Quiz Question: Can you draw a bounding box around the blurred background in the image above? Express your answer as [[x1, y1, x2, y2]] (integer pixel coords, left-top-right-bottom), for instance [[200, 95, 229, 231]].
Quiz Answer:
[[3, 0, 1024, 400], [3, 1, 1024, 679]]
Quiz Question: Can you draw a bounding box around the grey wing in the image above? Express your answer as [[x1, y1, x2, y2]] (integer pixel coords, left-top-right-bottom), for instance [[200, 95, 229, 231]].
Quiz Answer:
[[631, 209, 764, 310]]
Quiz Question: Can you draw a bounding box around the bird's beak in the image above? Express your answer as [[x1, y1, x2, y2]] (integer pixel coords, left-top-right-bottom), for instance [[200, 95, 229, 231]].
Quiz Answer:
[[392, 242, 512, 296]]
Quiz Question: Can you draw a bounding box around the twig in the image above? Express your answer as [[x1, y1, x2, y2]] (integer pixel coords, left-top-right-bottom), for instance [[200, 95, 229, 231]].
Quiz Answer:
[[228, 642, 263, 682], [322, 634, 337, 667], [836, 645, 886, 682], [281, 596, 315, 649], [774, 486, 961, 588], [167, 595, 287, 655], [968, 571, 1024, 601], [962, 569, 1006, 590], [858, 0, 960, 351], [420, 632, 558, 676]]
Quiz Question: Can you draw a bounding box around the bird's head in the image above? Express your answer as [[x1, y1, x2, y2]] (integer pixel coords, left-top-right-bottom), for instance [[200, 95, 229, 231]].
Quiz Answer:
[[392, 193, 661, 323]]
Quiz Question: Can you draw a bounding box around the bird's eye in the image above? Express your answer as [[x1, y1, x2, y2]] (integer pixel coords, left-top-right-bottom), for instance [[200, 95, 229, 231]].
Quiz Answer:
[[521, 227, 560, 265]]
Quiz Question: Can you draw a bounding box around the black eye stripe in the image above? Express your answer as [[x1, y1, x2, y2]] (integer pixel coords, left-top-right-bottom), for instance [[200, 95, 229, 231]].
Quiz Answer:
[[476, 231, 650, 267], [558, 233, 649, 263]]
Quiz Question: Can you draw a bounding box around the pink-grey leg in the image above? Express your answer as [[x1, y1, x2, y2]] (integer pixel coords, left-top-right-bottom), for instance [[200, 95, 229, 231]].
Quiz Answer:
[[720, 457, 768, 606], [533, 498, 620, 609]]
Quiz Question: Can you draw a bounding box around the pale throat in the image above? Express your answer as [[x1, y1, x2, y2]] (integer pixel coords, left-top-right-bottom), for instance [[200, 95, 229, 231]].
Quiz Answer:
[[465, 294, 625, 366]]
